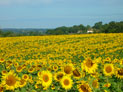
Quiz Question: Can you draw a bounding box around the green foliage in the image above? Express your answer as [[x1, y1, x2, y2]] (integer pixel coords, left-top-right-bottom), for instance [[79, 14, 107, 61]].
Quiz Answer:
[[93, 21, 123, 33], [46, 24, 87, 35]]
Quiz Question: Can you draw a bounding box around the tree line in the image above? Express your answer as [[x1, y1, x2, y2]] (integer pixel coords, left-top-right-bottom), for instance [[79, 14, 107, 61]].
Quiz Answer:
[[0, 30, 43, 37], [46, 21, 123, 35], [0, 21, 123, 37]]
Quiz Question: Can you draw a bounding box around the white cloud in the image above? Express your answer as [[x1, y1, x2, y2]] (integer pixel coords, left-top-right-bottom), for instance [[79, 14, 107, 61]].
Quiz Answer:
[[0, 0, 53, 5]]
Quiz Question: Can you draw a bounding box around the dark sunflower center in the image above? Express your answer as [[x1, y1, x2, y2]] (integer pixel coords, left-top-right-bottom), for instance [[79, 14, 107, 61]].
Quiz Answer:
[[38, 65, 42, 68], [80, 85, 89, 92], [20, 79, 25, 85], [118, 69, 123, 75], [6, 75, 16, 86], [73, 69, 80, 77], [17, 66, 22, 70], [43, 74, 49, 82], [29, 68, 33, 71], [64, 79, 70, 86], [64, 66, 72, 74], [24, 75, 27, 79], [54, 66, 57, 69], [106, 66, 112, 73], [57, 73, 63, 80], [85, 59, 94, 68], [0, 86, 3, 91], [3, 70, 7, 73]]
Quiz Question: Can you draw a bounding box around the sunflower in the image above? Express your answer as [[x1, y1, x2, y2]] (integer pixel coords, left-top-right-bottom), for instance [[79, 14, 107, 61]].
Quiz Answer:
[[92, 79, 99, 88], [14, 62, 19, 67], [6, 64, 12, 69], [35, 84, 40, 89], [54, 72, 65, 82], [37, 71, 42, 77], [81, 58, 98, 73], [105, 57, 111, 62], [103, 64, 114, 76], [63, 63, 74, 75], [16, 66, 23, 72], [39, 71, 52, 88], [36, 64, 42, 71], [103, 83, 111, 88], [53, 65, 58, 71], [22, 64, 27, 69], [60, 76, 73, 90], [73, 69, 81, 79], [28, 67, 35, 73], [0, 84, 4, 92], [1, 70, 7, 75], [120, 59, 123, 65], [19, 79, 27, 88], [22, 74, 29, 81], [51, 84, 55, 90], [115, 68, 123, 79], [91, 72, 99, 78], [77, 81, 92, 92], [29, 76, 34, 84], [0, 59, 4, 63], [1, 70, 20, 90]]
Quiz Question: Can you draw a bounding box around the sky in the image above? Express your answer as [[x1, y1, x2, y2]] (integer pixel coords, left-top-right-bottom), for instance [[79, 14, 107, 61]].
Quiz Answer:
[[0, 0, 123, 28]]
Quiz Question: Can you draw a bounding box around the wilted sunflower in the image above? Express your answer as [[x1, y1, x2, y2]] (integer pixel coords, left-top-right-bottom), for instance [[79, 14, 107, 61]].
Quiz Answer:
[[39, 71, 52, 88], [63, 63, 74, 75], [92, 79, 99, 88], [1, 70, 20, 90], [77, 81, 92, 92], [115, 68, 123, 79], [60, 76, 73, 90], [103, 64, 114, 76], [81, 58, 98, 73]]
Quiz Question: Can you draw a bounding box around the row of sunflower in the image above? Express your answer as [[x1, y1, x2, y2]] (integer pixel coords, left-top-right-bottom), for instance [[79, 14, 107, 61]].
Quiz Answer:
[[0, 34, 123, 61], [0, 57, 123, 92]]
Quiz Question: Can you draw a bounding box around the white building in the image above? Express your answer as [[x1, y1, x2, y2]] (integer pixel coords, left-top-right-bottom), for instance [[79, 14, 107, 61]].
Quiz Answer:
[[87, 30, 93, 33]]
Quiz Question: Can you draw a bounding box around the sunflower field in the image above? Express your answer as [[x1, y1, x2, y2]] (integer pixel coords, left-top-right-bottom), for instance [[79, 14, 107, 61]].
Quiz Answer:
[[0, 33, 123, 92]]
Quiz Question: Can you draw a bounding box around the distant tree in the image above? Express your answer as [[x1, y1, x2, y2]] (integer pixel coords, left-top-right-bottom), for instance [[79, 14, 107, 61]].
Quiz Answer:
[[0, 29, 2, 36], [2, 31, 16, 37], [93, 21, 103, 29], [86, 25, 91, 30]]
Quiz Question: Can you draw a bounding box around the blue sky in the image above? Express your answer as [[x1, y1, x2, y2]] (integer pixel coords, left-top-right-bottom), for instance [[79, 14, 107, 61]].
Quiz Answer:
[[0, 0, 123, 28]]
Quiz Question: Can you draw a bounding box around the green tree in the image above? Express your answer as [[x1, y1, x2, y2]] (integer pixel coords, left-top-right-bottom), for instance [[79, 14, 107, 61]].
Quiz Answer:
[[93, 21, 103, 29]]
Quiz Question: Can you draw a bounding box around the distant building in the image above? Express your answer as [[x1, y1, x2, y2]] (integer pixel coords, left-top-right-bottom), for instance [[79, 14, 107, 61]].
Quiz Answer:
[[87, 30, 93, 33]]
